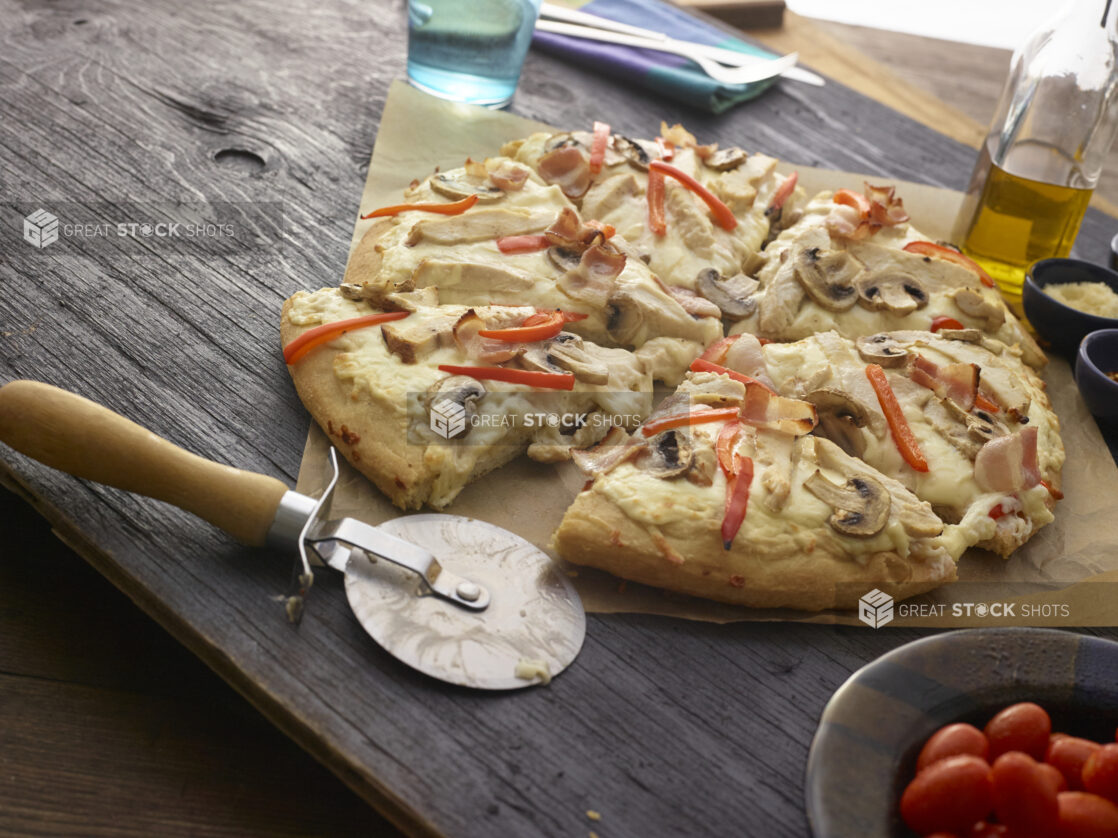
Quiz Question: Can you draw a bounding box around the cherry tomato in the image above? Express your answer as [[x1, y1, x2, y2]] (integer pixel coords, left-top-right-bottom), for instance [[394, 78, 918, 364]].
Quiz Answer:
[[985, 702, 1051, 761], [1048, 737, 1102, 791], [990, 751, 1060, 835], [1040, 761, 1069, 793], [900, 755, 994, 835], [970, 824, 1009, 837], [918, 723, 990, 772], [1057, 791, 1118, 838], [1084, 744, 1118, 804]]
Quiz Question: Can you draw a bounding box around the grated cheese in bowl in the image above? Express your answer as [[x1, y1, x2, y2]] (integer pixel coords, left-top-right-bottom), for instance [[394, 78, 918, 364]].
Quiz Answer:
[[1044, 281, 1118, 319]]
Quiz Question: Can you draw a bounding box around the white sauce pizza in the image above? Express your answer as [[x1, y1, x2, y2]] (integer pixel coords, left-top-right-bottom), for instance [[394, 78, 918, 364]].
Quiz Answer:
[[281, 123, 1065, 611]]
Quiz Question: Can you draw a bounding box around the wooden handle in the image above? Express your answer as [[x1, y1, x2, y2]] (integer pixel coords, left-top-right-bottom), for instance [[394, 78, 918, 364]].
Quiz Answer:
[[0, 380, 290, 546]]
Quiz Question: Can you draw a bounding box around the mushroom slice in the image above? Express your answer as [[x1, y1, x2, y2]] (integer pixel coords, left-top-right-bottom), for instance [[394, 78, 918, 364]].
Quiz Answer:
[[804, 388, 870, 458], [856, 333, 910, 368], [804, 469, 891, 537], [855, 271, 929, 314], [547, 245, 583, 273], [943, 398, 1007, 443], [546, 336, 610, 384], [696, 268, 760, 318], [611, 135, 651, 171], [794, 247, 862, 311], [952, 288, 1006, 330], [606, 289, 645, 345], [703, 147, 748, 171], [686, 444, 717, 486], [429, 172, 504, 203], [636, 429, 694, 479], [425, 376, 486, 438]]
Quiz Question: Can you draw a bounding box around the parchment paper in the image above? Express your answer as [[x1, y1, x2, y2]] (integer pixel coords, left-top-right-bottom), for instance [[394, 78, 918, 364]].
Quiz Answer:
[[298, 80, 1118, 627]]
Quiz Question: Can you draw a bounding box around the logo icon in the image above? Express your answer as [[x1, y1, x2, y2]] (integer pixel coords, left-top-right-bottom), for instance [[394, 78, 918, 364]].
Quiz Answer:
[[858, 588, 894, 628], [23, 209, 59, 249], [429, 398, 467, 439]]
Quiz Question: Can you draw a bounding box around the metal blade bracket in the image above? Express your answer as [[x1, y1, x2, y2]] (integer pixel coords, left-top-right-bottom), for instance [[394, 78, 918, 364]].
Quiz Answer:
[[307, 516, 492, 612]]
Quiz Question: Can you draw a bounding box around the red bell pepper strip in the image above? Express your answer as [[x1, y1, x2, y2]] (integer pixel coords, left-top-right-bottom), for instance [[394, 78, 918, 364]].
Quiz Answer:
[[866, 363, 929, 472], [721, 454, 754, 550], [767, 171, 798, 215], [929, 315, 966, 333], [649, 160, 738, 231], [833, 188, 872, 216], [361, 193, 478, 220], [496, 233, 550, 254], [655, 136, 674, 161], [1041, 479, 1064, 500], [698, 334, 741, 364], [283, 311, 409, 365], [647, 167, 666, 236], [903, 241, 996, 288], [589, 121, 611, 174], [989, 502, 1008, 519], [974, 392, 1001, 414], [641, 407, 740, 437], [689, 358, 777, 394], [436, 364, 575, 390], [716, 421, 741, 476], [477, 310, 587, 342]]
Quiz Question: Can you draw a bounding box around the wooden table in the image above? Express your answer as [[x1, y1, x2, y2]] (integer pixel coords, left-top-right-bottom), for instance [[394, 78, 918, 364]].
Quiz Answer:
[[2, 2, 1115, 836]]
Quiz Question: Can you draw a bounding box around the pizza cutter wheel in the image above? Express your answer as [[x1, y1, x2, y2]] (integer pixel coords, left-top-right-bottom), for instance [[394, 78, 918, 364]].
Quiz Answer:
[[0, 381, 585, 690]]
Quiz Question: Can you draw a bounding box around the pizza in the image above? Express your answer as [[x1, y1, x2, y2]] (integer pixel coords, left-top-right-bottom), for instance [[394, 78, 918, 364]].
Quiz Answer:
[[281, 288, 652, 509], [281, 121, 1065, 612], [730, 187, 1046, 368]]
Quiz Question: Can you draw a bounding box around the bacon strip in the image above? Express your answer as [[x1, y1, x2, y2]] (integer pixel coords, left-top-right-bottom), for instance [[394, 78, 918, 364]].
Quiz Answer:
[[740, 385, 817, 436], [974, 427, 1040, 492], [910, 354, 979, 411]]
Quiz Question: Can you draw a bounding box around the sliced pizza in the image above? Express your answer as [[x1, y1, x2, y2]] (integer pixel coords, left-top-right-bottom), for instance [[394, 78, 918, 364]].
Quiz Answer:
[[729, 186, 1046, 368], [712, 328, 1063, 557], [503, 124, 804, 302], [281, 287, 653, 510], [553, 369, 957, 611], [341, 156, 722, 384]]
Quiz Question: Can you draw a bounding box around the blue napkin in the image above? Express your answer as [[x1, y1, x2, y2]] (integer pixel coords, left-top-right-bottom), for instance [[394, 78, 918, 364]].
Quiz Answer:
[[530, 0, 781, 114]]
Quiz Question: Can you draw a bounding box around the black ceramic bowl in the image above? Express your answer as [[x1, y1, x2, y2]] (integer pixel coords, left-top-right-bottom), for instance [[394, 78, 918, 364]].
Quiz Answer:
[[1076, 328, 1118, 421], [1023, 259, 1118, 357], [805, 629, 1118, 838]]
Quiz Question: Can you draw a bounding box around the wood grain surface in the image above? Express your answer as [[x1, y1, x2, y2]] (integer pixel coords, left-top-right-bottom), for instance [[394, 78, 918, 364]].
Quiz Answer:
[[1, 1, 1116, 836]]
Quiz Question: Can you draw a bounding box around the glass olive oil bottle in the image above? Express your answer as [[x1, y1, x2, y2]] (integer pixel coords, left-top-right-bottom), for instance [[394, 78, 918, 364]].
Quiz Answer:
[[953, 0, 1118, 306]]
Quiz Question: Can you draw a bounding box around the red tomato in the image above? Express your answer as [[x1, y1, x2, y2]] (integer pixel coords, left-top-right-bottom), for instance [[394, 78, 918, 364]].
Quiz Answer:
[[918, 724, 990, 772], [990, 751, 1060, 835], [1048, 737, 1103, 791], [1057, 791, 1118, 838], [970, 824, 1010, 837], [1040, 761, 1069, 793], [900, 755, 994, 834], [985, 703, 1051, 761], [1084, 744, 1118, 804]]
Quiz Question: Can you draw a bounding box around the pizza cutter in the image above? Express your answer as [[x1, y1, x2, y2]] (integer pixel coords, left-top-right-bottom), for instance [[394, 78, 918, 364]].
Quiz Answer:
[[0, 380, 585, 690]]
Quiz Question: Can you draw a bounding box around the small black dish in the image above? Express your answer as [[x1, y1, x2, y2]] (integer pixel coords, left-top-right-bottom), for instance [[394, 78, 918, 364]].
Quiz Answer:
[[1076, 328, 1118, 421], [1022, 258, 1118, 357]]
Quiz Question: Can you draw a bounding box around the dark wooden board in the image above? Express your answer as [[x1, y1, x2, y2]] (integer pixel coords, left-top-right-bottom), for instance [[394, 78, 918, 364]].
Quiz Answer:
[[1, 0, 1115, 836]]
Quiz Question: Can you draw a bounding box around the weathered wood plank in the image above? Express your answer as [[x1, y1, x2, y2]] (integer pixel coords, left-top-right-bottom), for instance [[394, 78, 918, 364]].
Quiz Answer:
[[1, 0, 1116, 836]]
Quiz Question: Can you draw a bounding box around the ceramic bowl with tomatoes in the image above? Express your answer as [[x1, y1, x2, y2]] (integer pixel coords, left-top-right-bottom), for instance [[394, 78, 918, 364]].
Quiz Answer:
[[806, 628, 1118, 837]]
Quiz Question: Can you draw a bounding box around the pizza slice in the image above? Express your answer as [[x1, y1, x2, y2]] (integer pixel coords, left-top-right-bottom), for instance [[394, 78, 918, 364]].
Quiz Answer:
[[281, 287, 653, 510], [714, 328, 1063, 557], [340, 155, 722, 384], [729, 185, 1046, 368], [553, 369, 957, 611], [503, 124, 804, 304]]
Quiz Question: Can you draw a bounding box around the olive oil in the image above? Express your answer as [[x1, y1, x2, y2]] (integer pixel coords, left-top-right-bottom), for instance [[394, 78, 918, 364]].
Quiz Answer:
[[956, 154, 1092, 304]]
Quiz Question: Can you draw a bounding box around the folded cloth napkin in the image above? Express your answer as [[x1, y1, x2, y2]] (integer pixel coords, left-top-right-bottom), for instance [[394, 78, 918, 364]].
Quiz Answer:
[[530, 0, 781, 114]]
